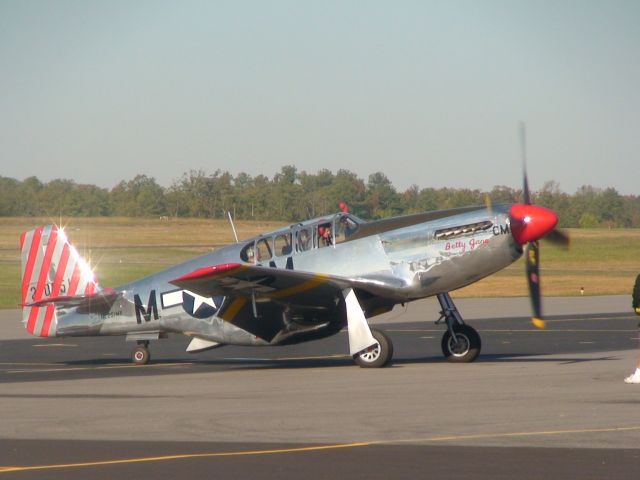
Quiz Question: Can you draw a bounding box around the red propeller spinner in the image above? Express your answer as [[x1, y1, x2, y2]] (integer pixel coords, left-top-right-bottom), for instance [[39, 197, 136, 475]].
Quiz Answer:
[[509, 204, 558, 246]]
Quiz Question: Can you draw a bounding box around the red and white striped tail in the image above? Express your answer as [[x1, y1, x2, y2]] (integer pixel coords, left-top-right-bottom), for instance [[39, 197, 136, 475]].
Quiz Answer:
[[20, 225, 101, 337]]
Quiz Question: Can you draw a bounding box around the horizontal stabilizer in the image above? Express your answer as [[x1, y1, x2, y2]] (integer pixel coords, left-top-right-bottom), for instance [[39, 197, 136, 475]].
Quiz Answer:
[[24, 289, 119, 314]]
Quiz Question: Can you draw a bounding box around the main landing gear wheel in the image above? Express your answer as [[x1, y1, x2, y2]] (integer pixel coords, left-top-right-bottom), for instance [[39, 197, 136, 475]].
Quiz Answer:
[[132, 345, 151, 365], [354, 329, 393, 368], [441, 324, 481, 363]]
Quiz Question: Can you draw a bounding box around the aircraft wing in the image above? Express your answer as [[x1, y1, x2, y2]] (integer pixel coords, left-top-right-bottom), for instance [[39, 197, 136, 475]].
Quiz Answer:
[[171, 263, 384, 353], [170, 263, 349, 310]]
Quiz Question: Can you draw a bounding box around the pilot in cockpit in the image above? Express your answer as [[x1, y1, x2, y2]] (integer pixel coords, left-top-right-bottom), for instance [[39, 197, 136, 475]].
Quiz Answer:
[[318, 224, 332, 247]]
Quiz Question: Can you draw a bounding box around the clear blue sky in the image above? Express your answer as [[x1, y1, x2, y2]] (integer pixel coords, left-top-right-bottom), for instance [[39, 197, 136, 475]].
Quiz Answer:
[[1, 0, 639, 194]]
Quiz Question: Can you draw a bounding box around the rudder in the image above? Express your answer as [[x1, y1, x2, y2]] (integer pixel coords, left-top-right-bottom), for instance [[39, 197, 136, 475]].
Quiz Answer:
[[20, 225, 100, 337]]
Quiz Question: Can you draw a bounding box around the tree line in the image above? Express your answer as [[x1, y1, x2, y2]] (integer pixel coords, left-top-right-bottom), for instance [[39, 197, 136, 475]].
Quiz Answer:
[[1, 166, 639, 228]]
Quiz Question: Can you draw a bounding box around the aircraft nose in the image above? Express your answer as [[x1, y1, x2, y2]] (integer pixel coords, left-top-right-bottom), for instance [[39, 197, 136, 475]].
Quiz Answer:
[[509, 204, 558, 245]]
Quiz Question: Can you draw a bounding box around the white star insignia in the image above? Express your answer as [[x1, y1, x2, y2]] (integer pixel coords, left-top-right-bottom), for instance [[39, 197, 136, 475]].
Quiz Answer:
[[186, 290, 217, 312]]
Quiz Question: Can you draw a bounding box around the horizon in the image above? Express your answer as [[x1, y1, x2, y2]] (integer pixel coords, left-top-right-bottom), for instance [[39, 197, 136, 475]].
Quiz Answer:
[[1, 166, 631, 197]]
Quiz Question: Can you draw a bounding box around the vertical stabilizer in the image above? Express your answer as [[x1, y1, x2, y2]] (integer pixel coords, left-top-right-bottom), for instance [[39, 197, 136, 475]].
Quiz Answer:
[[20, 225, 101, 337]]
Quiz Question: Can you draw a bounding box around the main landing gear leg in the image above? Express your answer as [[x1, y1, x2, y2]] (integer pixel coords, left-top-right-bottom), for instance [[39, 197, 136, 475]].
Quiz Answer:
[[132, 341, 151, 365], [436, 293, 481, 363]]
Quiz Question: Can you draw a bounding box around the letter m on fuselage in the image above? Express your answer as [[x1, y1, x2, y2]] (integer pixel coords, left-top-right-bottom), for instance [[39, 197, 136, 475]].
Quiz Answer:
[[134, 290, 159, 324]]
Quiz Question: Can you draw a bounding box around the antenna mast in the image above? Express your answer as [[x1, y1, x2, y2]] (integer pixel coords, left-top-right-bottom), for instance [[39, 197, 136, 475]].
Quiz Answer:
[[227, 211, 239, 243]]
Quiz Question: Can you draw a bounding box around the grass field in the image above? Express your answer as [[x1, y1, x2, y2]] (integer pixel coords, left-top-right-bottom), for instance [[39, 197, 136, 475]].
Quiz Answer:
[[455, 228, 640, 298], [2, 217, 640, 309]]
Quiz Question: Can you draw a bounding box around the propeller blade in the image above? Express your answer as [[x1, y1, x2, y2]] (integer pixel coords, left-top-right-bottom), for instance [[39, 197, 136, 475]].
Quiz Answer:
[[544, 228, 571, 248], [525, 241, 546, 329], [516, 124, 555, 328], [484, 193, 493, 217], [519, 122, 532, 205]]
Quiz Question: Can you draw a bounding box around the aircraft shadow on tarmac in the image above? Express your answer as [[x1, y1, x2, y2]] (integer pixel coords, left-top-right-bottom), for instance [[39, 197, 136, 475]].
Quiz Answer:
[[0, 352, 627, 385], [1, 316, 634, 383], [55, 351, 623, 370], [474, 353, 622, 364]]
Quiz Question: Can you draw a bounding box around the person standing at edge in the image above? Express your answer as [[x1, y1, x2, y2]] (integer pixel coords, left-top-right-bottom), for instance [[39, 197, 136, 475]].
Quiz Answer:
[[624, 274, 640, 383]]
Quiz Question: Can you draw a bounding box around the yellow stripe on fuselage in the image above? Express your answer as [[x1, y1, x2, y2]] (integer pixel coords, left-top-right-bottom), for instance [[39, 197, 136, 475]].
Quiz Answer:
[[268, 274, 329, 299], [220, 297, 248, 321]]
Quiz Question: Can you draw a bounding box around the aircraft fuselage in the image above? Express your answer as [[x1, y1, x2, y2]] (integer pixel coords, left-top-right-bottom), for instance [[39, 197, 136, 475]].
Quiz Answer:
[[53, 204, 521, 347]]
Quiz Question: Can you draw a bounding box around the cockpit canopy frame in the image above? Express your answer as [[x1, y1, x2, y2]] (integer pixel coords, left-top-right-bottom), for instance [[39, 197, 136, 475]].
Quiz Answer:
[[239, 213, 362, 263]]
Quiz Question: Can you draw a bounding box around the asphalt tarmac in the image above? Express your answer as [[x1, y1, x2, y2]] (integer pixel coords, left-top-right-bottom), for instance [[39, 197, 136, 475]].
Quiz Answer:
[[1, 296, 639, 479]]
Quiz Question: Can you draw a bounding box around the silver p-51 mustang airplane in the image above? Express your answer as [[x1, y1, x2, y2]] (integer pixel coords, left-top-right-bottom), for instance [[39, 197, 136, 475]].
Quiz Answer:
[[20, 168, 567, 368]]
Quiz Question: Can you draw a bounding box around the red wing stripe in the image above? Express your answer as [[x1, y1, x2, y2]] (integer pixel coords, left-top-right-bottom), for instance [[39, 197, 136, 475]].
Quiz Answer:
[[41, 243, 70, 337], [22, 227, 43, 304], [26, 228, 58, 334], [172, 263, 244, 283]]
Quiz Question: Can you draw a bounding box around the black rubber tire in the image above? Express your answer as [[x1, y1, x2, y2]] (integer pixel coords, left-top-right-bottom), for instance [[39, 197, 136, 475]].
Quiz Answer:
[[354, 329, 393, 368], [441, 324, 481, 363], [132, 346, 151, 365]]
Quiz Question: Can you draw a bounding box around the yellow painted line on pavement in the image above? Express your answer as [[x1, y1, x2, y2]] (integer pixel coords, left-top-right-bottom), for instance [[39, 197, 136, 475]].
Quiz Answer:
[[32, 343, 77, 348], [7, 362, 192, 374], [222, 354, 348, 362], [2, 425, 639, 474], [0, 442, 372, 474], [479, 329, 636, 333], [386, 328, 636, 333], [0, 363, 58, 366], [546, 316, 636, 323], [387, 425, 640, 445], [275, 353, 349, 361]]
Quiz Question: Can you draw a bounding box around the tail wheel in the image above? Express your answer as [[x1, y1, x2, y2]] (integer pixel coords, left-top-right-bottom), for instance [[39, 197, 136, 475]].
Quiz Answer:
[[132, 345, 151, 365], [441, 324, 481, 363], [354, 329, 393, 368]]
